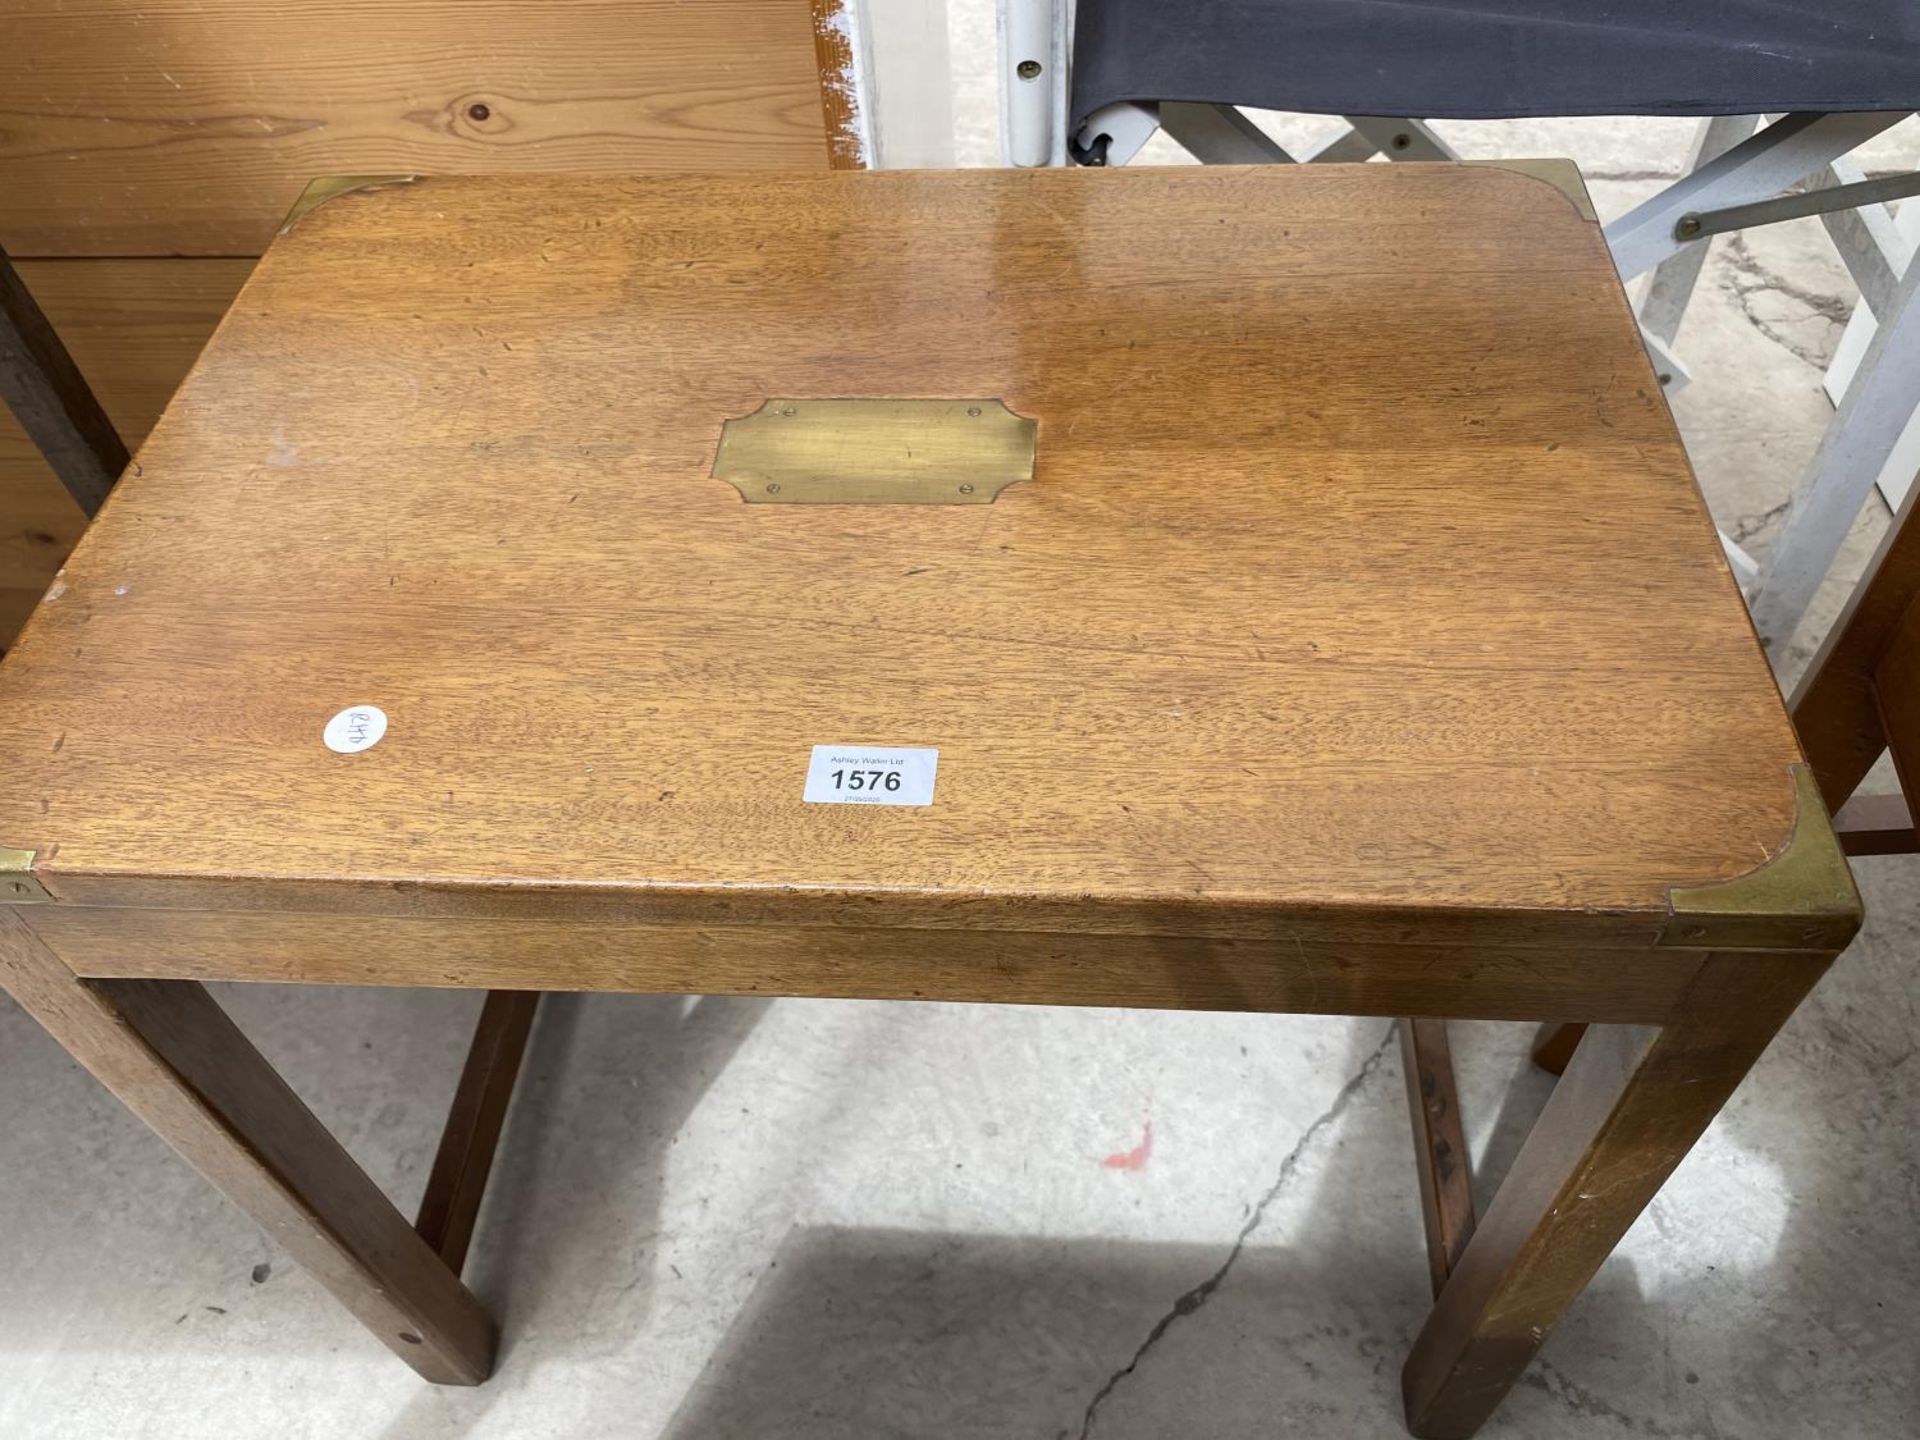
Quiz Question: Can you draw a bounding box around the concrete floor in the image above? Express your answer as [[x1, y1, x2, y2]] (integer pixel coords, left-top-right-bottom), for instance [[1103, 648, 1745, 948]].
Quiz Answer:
[[4, 30, 1920, 1440]]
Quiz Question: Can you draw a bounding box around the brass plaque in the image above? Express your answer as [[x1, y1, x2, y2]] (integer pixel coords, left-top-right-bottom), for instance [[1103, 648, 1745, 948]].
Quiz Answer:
[[713, 399, 1036, 505]]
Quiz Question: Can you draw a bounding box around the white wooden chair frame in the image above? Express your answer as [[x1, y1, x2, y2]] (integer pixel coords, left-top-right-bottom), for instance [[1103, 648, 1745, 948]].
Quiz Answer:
[[1000, 0, 1920, 656], [1827, 198, 1920, 517]]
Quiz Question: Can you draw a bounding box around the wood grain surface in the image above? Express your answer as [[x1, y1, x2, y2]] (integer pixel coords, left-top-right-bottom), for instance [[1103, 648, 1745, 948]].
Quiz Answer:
[[1792, 479, 1920, 812], [1401, 1017, 1476, 1297], [0, 1, 834, 256], [0, 259, 250, 640], [0, 166, 1805, 943], [1832, 789, 1917, 856], [1865, 584, 1920, 808], [22, 905, 1707, 1021], [413, 990, 540, 1275]]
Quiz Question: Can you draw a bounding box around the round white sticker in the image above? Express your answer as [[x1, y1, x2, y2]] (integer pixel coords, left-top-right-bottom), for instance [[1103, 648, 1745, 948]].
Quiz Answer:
[[323, 705, 388, 754]]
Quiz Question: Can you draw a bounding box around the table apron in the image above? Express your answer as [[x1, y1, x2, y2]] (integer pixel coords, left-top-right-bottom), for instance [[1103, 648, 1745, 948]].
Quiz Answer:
[[19, 906, 1722, 1025]]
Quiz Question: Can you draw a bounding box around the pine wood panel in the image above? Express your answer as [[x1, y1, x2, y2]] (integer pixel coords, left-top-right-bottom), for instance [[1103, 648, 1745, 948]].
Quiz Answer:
[[0, 167, 1805, 941], [0, 587, 42, 647], [0, 0, 834, 257], [0, 259, 251, 642]]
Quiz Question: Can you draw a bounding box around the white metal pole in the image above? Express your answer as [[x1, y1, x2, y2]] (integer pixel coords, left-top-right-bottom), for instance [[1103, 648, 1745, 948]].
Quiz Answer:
[[1000, 0, 1060, 166]]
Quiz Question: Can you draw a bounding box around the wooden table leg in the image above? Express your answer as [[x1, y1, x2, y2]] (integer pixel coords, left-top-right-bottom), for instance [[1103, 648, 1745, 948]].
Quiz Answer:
[[1402, 952, 1826, 1439], [415, 990, 541, 1274], [1528, 1020, 1585, 1076], [0, 911, 497, 1384], [0, 243, 129, 517], [1400, 1018, 1477, 1297]]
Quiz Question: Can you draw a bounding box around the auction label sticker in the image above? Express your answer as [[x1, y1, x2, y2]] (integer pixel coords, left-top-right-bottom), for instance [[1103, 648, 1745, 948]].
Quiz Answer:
[[323, 705, 388, 754], [802, 745, 938, 806]]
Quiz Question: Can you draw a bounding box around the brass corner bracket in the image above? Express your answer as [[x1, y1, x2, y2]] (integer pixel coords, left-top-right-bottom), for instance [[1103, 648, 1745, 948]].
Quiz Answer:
[[280, 175, 418, 235], [713, 398, 1036, 505], [1467, 158, 1598, 223], [1661, 764, 1862, 950], [0, 847, 52, 904]]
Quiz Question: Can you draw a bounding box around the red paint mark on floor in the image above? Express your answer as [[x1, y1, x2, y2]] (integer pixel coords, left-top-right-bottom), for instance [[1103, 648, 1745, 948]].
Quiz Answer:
[[1102, 1118, 1154, 1171]]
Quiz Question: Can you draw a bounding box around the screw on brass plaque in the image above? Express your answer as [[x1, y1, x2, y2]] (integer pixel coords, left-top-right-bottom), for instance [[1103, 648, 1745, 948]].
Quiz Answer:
[[712, 399, 1036, 505]]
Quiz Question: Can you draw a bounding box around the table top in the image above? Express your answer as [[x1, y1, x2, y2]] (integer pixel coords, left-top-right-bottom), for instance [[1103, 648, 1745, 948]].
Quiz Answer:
[[0, 166, 1813, 940]]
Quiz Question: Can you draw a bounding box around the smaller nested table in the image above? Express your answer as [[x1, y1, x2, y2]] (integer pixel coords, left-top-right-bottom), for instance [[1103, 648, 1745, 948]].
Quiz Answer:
[[0, 164, 1858, 1438]]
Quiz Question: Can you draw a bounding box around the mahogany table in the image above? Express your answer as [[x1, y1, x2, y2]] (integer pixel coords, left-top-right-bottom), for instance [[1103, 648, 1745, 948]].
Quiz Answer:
[[0, 165, 1859, 1437]]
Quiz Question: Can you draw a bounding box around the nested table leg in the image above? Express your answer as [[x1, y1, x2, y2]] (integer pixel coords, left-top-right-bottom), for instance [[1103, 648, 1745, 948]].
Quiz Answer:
[[1528, 1020, 1584, 1076], [1400, 1018, 1476, 1297], [1402, 953, 1825, 1439], [0, 911, 496, 1384], [0, 243, 129, 517]]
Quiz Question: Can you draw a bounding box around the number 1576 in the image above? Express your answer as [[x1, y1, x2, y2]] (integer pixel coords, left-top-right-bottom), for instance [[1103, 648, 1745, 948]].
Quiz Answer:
[[832, 768, 902, 793]]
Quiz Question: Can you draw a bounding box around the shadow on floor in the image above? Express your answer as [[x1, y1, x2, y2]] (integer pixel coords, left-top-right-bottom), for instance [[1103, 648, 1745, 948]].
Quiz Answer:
[[640, 1010, 1634, 1440], [653, 1220, 1422, 1440], [371, 990, 773, 1440], [469, 991, 774, 1336], [645, 996, 1907, 1440]]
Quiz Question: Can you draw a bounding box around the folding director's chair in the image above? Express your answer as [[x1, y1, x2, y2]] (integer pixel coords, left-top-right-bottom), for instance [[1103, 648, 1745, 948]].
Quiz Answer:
[[1001, 0, 1920, 657]]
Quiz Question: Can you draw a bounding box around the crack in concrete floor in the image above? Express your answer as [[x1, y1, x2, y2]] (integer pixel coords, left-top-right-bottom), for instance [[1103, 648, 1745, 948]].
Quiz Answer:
[[1729, 497, 1794, 546], [1077, 1025, 1399, 1438], [1717, 233, 1855, 371]]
